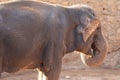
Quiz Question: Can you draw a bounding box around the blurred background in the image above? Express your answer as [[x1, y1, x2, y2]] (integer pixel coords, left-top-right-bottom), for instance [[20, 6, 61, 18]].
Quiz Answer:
[[0, 0, 120, 80]]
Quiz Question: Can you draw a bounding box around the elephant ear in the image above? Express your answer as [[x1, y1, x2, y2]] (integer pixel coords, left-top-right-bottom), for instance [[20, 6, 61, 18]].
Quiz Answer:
[[82, 19, 100, 42]]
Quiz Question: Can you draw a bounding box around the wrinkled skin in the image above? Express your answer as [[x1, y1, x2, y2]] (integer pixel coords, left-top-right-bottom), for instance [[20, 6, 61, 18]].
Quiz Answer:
[[0, 0, 107, 80]]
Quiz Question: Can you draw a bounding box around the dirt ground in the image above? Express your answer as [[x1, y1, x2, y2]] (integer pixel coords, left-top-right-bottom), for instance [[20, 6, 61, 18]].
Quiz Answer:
[[0, 68, 120, 80]]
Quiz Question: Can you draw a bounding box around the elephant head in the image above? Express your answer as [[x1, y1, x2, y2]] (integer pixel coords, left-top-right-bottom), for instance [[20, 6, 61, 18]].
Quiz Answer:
[[80, 23, 107, 67], [68, 5, 107, 67]]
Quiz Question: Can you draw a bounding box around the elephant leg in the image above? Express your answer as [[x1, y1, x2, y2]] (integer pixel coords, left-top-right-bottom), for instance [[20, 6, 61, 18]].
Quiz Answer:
[[37, 60, 62, 80], [38, 39, 64, 80], [45, 61, 62, 80]]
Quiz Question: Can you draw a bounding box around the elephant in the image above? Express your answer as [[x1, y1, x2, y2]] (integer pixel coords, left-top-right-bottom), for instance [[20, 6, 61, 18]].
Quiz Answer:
[[0, 0, 107, 80]]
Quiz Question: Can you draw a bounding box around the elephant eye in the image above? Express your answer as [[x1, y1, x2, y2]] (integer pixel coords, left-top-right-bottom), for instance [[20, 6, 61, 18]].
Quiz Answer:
[[91, 10, 96, 17], [92, 12, 95, 16], [90, 10, 96, 19]]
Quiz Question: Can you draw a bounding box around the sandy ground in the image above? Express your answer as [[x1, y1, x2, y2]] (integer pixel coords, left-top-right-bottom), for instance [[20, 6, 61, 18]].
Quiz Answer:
[[0, 68, 120, 80]]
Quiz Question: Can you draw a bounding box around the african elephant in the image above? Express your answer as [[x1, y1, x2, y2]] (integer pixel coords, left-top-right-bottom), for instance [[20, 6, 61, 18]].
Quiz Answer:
[[0, 0, 107, 80]]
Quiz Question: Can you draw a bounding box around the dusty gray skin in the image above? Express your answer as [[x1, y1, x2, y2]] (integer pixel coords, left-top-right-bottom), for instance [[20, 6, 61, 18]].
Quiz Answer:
[[0, 0, 107, 80]]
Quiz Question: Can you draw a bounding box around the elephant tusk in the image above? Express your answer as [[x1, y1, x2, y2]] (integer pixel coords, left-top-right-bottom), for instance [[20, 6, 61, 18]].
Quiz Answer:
[[80, 53, 92, 66]]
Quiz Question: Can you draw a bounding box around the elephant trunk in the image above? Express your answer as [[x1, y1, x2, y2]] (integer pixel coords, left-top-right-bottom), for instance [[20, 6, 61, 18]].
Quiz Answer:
[[80, 24, 107, 67]]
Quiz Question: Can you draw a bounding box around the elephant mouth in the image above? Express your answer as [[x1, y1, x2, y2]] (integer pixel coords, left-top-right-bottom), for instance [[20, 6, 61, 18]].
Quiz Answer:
[[82, 41, 99, 60], [88, 42, 100, 58]]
